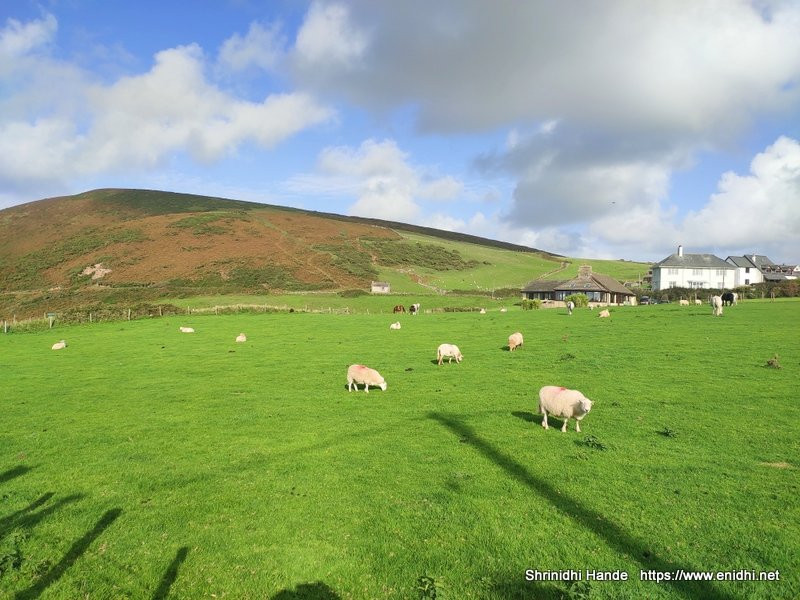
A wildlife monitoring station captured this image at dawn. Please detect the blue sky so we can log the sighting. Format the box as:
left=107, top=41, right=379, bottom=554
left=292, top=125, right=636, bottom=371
left=1, top=1, right=799, bottom=263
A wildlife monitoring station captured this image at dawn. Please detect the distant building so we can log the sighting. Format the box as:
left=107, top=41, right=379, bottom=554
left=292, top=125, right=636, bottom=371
left=651, top=246, right=735, bottom=291
left=521, top=265, right=635, bottom=305
left=726, top=254, right=798, bottom=285
left=371, top=281, right=391, bottom=294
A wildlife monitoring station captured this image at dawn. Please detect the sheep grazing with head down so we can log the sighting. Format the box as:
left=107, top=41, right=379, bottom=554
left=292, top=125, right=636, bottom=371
left=694, top=299, right=702, bottom=305
left=346, top=364, right=387, bottom=393
left=437, top=343, right=463, bottom=365
left=51, top=340, right=67, bottom=350
left=538, top=386, right=593, bottom=433
left=508, top=332, right=523, bottom=352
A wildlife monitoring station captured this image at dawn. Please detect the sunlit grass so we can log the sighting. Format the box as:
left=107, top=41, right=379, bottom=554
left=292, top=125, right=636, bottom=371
left=1, top=300, right=798, bottom=598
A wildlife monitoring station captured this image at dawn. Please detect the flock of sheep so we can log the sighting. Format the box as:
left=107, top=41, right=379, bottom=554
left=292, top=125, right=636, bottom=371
left=48, top=295, right=737, bottom=433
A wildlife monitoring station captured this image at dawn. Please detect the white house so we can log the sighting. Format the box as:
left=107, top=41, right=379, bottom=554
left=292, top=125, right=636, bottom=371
left=651, top=246, right=736, bottom=291
left=370, top=281, right=391, bottom=294
left=726, top=254, right=799, bottom=286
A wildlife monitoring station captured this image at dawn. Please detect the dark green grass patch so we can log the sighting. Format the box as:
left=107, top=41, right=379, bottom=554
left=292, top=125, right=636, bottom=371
left=1, top=300, right=798, bottom=598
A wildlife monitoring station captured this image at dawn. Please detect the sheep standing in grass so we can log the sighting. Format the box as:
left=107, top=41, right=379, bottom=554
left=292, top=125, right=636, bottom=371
left=51, top=340, right=67, bottom=350
left=538, top=386, right=593, bottom=433
left=235, top=333, right=247, bottom=343
left=679, top=299, right=689, bottom=306
left=508, top=332, right=524, bottom=352
left=695, top=299, right=702, bottom=305
left=711, top=295, right=723, bottom=317
left=598, top=309, right=610, bottom=318
left=437, top=343, right=463, bottom=365
left=346, top=364, right=387, bottom=393
left=179, top=326, right=195, bottom=333
left=567, top=300, right=575, bottom=315
left=389, top=322, right=401, bottom=330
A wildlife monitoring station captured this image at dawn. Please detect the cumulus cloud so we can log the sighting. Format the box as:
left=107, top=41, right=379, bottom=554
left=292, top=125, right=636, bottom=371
left=682, top=136, right=800, bottom=255
left=291, top=1, right=800, bottom=135
left=290, top=139, right=463, bottom=221
left=0, top=16, right=333, bottom=196
left=0, top=12, right=56, bottom=59
left=294, top=2, right=368, bottom=67
left=218, top=21, right=285, bottom=73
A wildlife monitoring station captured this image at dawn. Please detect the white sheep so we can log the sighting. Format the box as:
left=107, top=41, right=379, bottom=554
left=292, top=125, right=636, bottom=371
left=694, top=299, right=702, bottom=305
left=500, top=308, right=508, bottom=313
left=567, top=300, right=575, bottom=315
left=179, top=326, right=195, bottom=333
left=598, top=309, right=610, bottom=318
left=711, top=295, right=723, bottom=317
left=732, top=292, right=738, bottom=306
left=346, top=364, right=387, bottom=393
left=235, top=333, right=247, bottom=343
left=51, top=340, right=67, bottom=350
left=679, top=299, right=689, bottom=306
left=538, top=385, right=594, bottom=433
left=479, top=308, right=486, bottom=314
left=389, top=322, right=401, bottom=330
left=508, top=332, right=524, bottom=352
left=437, top=343, right=463, bottom=365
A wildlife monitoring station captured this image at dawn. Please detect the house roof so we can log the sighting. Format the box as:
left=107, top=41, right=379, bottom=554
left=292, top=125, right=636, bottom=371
left=726, top=256, right=757, bottom=268
left=653, top=252, right=734, bottom=269
left=522, top=268, right=634, bottom=296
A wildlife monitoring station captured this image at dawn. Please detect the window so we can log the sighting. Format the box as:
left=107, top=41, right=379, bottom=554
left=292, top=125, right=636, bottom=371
left=669, top=282, right=677, bottom=288
left=693, top=269, right=703, bottom=276
left=668, top=268, right=679, bottom=275
left=715, top=269, right=725, bottom=276
left=745, top=279, right=750, bottom=285
left=745, top=267, right=750, bottom=273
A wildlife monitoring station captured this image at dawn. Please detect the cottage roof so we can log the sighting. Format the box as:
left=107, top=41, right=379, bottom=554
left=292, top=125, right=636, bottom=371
left=726, top=256, right=757, bottom=268
left=653, top=252, right=734, bottom=269
left=521, top=267, right=633, bottom=296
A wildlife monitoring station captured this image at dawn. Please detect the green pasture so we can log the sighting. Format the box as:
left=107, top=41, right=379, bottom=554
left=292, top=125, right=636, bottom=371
left=1, top=299, right=798, bottom=599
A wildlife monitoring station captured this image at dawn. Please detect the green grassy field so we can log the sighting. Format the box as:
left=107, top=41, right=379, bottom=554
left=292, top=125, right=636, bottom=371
left=1, top=300, right=798, bottom=599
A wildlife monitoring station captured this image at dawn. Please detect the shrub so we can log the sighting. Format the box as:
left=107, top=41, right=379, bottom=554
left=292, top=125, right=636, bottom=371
left=522, top=299, right=542, bottom=310
left=564, top=293, right=589, bottom=307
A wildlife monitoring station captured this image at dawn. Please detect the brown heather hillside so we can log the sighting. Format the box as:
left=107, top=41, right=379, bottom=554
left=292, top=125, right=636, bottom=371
left=0, top=188, right=562, bottom=317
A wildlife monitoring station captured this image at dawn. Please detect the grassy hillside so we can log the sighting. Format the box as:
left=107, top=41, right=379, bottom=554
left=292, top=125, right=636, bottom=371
left=0, top=189, right=650, bottom=318
left=1, top=300, right=797, bottom=598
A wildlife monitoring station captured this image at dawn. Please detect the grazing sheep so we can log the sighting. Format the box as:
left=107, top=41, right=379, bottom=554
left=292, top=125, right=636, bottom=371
left=500, top=308, right=508, bottom=313
left=346, top=364, right=387, bottom=393
left=598, top=309, right=610, bottom=318
left=679, top=299, right=689, bottom=306
left=479, top=308, right=486, bottom=314
left=437, top=343, right=463, bottom=365
left=567, top=300, right=575, bottom=315
left=389, top=322, right=401, bottom=330
left=235, top=333, right=247, bottom=343
left=51, top=340, right=67, bottom=350
left=711, top=295, right=723, bottom=317
left=508, top=332, right=523, bottom=352
left=538, top=386, right=594, bottom=433
left=694, top=299, right=702, bottom=305
left=179, top=326, right=195, bottom=333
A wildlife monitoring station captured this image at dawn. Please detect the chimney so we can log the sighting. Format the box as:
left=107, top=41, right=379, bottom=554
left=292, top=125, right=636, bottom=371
left=678, top=245, right=683, bottom=257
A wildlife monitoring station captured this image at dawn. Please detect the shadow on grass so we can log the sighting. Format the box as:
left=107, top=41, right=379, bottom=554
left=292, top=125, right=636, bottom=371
left=0, top=465, right=32, bottom=485
left=152, top=546, right=190, bottom=600
left=511, top=411, right=538, bottom=424
left=490, top=576, right=564, bottom=599
left=1, top=493, right=83, bottom=543
left=428, top=412, right=732, bottom=600
left=270, top=581, right=341, bottom=599
left=14, top=508, right=122, bottom=600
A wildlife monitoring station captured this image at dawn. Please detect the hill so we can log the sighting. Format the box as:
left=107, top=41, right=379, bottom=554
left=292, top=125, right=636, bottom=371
left=0, top=189, right=650, bottom=317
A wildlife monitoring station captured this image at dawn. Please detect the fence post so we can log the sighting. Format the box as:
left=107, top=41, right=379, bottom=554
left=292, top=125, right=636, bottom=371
left=158, top=306, right=162, bottom=317
left=3, top=320, right=6, bottom=333
left=89, top=312, right=93, bottom=323
left=127, top=308, right=131, bottom=320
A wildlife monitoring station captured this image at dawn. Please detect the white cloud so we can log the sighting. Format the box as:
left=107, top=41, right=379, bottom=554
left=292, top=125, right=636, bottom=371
left=682, top=136, right=800, bottom=255
left=0, top=13, right=56, bottom=59
left=295, top=2, right=368, bottom=67
left=0, top=21, right=333, bottom=196
left=218, top=21, right=284, bottom=73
